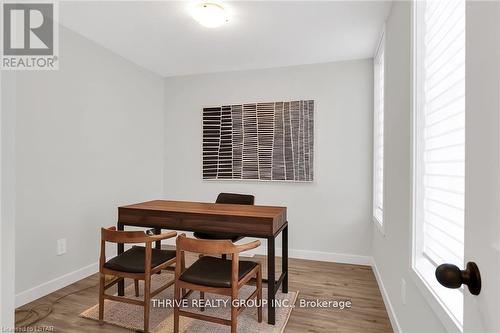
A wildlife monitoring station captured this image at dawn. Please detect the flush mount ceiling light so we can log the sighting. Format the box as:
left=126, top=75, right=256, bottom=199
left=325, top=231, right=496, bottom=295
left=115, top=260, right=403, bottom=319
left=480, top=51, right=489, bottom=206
left=191, top=3, right=229, bottom=28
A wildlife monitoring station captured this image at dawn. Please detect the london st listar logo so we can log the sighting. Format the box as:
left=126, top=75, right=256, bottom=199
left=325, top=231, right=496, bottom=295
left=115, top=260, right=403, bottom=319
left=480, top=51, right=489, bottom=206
left=1, top=1, right=59, bottom=70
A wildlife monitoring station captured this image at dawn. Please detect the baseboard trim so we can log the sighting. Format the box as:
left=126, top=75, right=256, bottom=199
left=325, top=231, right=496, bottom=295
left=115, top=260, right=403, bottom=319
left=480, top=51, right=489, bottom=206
left=15, top=245, right=372, bottom=308
left=371, top=258, right=402, bottom=333
left=15, top=255, right=401, bottom=333
left=15, top=261, right=99, bottom=308
left=246, top=246, right=373, bottom=266
left=161, top=237, right=373, bottom=266
left=290, top=248, right=372, bottom=265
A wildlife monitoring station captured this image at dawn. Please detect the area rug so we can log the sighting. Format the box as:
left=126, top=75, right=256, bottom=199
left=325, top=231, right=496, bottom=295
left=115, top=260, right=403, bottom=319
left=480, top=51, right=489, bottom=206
left=80, top=273, right=297, bottom=333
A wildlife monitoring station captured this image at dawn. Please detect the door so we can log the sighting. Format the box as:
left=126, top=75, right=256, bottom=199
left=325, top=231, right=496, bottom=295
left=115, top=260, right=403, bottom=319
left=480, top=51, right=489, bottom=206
left=463, top=1, right=500, bottom=331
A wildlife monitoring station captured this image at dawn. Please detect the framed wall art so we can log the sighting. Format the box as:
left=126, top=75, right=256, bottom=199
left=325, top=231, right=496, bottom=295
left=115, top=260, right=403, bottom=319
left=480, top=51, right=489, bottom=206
left=202, top=100, right=314, bottom=182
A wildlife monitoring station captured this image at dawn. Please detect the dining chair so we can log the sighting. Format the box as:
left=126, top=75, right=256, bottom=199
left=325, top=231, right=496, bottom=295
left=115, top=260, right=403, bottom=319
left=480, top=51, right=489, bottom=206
left=99, top=226, right=181, bottom=333
left=193, top=192, right=255, bottom=259
left=173, top=234, right=262, bottom=333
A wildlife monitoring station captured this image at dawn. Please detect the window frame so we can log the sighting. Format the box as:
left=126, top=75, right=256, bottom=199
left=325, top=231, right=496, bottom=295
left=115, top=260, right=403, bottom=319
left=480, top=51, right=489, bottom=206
left=373, top=28, right=385, bottom=234
left=410, top=1, right=464, bottom=331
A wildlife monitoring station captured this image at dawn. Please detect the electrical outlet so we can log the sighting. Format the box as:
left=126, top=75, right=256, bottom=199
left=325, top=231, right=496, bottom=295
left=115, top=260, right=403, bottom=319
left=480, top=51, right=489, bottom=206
left=57, top=238, right=67, bottom=256
left=401, top=278, right=407, bottom=305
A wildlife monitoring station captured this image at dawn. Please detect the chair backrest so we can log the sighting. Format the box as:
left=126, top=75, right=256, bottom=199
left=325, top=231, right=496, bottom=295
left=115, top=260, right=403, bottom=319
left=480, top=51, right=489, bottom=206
left=101, top=226, right=156, bottom=244
left=175, top=234, right=260, bottom=256
left=216, top=193, right=255, bottom=205
left=174, top=235, right=260, bottom=289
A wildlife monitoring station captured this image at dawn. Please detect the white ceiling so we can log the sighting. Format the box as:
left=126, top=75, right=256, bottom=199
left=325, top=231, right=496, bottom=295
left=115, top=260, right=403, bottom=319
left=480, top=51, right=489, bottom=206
left=60, top=1, right=391, bottom=77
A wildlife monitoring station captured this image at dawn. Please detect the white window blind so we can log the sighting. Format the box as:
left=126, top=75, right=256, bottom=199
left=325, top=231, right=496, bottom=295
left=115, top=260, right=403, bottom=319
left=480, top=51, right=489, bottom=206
left=413, top=0, right=465, bottom=327
left=373, top=33, right=385, bottom=226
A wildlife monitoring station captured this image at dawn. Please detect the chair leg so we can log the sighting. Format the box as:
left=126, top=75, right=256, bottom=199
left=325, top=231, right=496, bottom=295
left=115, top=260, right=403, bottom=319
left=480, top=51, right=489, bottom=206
left=174, top=284, right=181, bottom=333
left=231, top=291, right=238, bottom=333
left=180, top=253, right=187, bottom=298
left=134, top=279, right=140, bottom=297
left=200, top=291, right=205, bottom=312
left=98, top=273, right=105, bottom=324
left=257, top=266, right=263, bottom=323
left=144, top=277, right=151, bottom=333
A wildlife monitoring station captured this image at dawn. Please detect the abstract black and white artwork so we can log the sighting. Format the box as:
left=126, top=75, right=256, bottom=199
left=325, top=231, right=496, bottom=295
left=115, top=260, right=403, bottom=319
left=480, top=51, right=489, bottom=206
left=203, top=100, right=314, bottom=182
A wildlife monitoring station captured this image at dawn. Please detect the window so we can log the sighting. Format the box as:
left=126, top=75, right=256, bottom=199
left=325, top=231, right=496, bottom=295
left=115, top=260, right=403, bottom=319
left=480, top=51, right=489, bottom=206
left=413, top=0, right=465, bottom=329
left=373, top=31, right=385, bottom=228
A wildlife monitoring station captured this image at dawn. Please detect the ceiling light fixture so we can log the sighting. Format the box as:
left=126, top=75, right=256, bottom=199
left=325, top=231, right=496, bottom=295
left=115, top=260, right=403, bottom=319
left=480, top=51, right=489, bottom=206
left=191, top=3, right=229, bottom=28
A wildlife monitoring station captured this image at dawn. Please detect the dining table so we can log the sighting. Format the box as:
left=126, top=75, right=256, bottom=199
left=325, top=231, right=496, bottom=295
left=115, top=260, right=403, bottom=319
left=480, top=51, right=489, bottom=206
left=116, top=199, right=288, bottom=325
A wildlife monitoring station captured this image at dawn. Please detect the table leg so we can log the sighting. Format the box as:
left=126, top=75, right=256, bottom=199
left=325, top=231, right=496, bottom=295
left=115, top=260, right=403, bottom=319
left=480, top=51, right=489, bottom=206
left=267, top=236, right=276, bottom=325
left=117, top=222, right=125, bottom=296
left=154, top=228, right=162, bottom=274
left=154, top=228, right=161, bottom=249
left=282, top=225, right=288, bottom=293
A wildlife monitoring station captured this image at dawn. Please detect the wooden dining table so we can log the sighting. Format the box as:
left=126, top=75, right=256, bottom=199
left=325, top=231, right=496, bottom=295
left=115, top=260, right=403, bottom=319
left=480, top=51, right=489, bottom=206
left=116, top=200, right=288, bottom=325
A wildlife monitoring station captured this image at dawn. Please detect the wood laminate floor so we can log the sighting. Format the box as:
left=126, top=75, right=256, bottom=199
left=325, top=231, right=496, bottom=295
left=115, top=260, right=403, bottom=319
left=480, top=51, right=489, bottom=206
left=15, top=253, right=393, bottom=333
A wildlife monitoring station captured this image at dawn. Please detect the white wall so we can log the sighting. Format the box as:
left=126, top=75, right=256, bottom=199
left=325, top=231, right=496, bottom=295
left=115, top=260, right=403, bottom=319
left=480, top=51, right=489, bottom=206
left=163, top=60, right=374, bottom=259
left=371, top=2, right=446, bottom=332
left=1, top=71, right=17, bottom=329
left=13, top=26, right=165, bottom=303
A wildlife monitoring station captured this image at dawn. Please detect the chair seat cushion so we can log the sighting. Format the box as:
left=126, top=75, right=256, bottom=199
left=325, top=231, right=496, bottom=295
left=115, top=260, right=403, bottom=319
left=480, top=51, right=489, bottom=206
left=193, top=232, right=243, bottom=242
left=104, top=246, right=176, bottom=273
left=180, top=256, right=257, bottom=288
